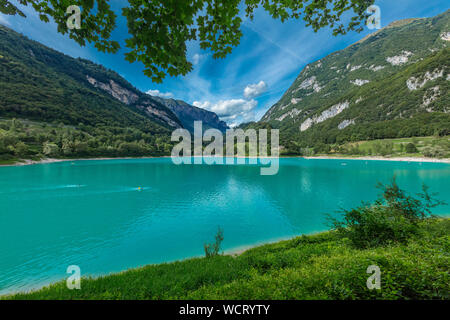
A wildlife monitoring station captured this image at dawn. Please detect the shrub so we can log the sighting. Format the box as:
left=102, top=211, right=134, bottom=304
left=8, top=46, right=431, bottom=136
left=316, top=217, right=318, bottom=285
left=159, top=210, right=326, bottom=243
left=43, top=142, right=60, bottom=157
left=13, top=141, right=28, bottom=157
left=204, top=227, right=224, bottom=258
left=405, top=143, right=418, bottom=153
left=422, top=147, right=446, bottom=158
left=300, top=148, right=314, bottom=156
left=328, top=177, right=445, bottom=248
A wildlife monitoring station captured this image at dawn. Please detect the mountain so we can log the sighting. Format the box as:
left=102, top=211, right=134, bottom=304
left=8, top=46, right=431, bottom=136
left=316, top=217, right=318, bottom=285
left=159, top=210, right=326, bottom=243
left=0, top=24, right=228, bottom=161
left=260, top=10, right=450, bottom=153
left=149, top=96, right=228, bottom=133
left=0, top=24, right=181, bottom=132
left=0, top=24, right=228, bottom=134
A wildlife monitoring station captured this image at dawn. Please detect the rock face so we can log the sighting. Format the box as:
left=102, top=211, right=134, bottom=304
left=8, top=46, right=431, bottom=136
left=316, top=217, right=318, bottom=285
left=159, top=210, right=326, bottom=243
left=338, top=119, right=355, bottom=130
left=406, top=69, right=444, bottom=90
left=386, top=51, right=413, bottom=66
left=300, top=101, right=349, bottom=132
left=85, top=76, right=228, bottom=132
left=369, top=65, right=385, bottom=72
left=277, top=108, right=301, bottom=122
left=134, top=98, right=182, bottom=128
left=84, top=74, right=228, bottom=132
left=441, top=32, right=450, bottom=41
left=350, top=65, right=362, bottom=72
left=149, top=96, right=229, bottom=133
left=294, top=76, right=322, bottom=93
left=85, top=75, right=181, bottom=128
left=351, top=79, right=370, bottom=86
left=422, top=86, right=440, bottom=108
left=86, top=76, right=139, bottom=105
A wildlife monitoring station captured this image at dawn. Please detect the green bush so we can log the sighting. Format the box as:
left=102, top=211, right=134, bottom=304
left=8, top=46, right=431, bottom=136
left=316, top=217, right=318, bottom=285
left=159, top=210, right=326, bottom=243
left=204, top=227, right=224, bottom=258
left=328, top=177, right=445, bottom=248
left=422, top=146, right=446, bottom=158
left=405, top=143, right=418, bottom=153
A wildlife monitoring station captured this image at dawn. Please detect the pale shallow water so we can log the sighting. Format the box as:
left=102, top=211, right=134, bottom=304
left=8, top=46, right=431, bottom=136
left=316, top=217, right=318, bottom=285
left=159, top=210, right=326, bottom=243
left=0, top=158, right=449, bottom=294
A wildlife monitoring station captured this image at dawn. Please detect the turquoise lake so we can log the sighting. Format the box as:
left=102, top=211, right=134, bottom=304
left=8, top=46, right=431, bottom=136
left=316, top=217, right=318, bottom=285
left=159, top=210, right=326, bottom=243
left=0, top=158, right=449, bottom=294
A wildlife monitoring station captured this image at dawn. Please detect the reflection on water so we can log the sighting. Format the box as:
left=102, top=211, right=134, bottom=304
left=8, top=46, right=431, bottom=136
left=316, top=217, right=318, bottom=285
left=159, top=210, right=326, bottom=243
left=0, top=158, right=449, bottom=294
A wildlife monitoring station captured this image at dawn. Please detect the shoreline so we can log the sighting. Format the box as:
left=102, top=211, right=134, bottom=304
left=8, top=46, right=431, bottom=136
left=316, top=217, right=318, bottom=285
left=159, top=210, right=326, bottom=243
left=304, top=155, right=450, bottom=164
left=0, top=231, right=321, bottom=296
left=0, top=156, right=171, bottom=167
left=2, top=154, right=450, bottom=167
left=2, top=216, right=449, bottom=297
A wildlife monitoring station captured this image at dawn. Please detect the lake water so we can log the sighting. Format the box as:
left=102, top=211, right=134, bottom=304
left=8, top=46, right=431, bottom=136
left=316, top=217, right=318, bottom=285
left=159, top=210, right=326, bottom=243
left=0, top=158, right=449, bottom=294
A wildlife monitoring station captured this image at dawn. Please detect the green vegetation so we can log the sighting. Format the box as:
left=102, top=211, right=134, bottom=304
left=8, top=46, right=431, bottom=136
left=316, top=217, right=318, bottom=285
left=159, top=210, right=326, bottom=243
left=0, top=118, right=173, bottom=164
left=286, top=49, right=450, bottom=151
left=235, top=122, right=449, bottom=158
left=0, top=24, right=180, bottom=130
left=0, top=24, right=184, bottom=163
left=5, top=219, right=448, bottom=300
left=1, top=119, right=448, bottom=165
left=204, top=227, right=224, bottom=258
left=1, top=0, right=374, bottom=82
left=4, top=181, right=449, bottom=300
left=329, top=178, right=445, bottom=248
left=328, top=136, right=450, bottom=158
left=2, top=13, right=449, bottom=163
left=260, top=11, right=450, bottom=154
left=405, top=143, right=418, bottom=154
left=317, top=136, right=450, bottom=158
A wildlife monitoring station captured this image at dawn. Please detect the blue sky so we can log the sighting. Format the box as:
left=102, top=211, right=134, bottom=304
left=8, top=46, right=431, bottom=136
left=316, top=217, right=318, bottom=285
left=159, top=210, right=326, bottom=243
left=0, top=0, right=449, bottom=126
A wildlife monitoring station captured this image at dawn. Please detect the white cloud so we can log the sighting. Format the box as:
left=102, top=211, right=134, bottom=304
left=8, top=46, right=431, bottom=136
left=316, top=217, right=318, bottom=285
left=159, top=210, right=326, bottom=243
left=243, top=80, right=268, bottom=99
left=146, top=89, right=174, bottom=99
left=192, top=53, right=204, bottom=65
left=228, top=111, right=259, bottom=128
left=0, top=14, right=11, bottom=26
left=193, top=99, right=258, bottom=123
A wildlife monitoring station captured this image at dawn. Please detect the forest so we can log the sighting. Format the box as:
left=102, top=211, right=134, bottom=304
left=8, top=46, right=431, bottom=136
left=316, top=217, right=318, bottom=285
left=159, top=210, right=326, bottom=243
left=0, top=118, right=173, bottom=164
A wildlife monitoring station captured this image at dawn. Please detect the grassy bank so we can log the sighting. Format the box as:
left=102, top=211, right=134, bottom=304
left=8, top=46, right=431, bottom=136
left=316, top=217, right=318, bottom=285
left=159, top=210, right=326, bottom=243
left=3, top=218, right=449, bottom=300
left=329, top=136, right=450, bottom=159
left=0, top=158, right=20, bottom=165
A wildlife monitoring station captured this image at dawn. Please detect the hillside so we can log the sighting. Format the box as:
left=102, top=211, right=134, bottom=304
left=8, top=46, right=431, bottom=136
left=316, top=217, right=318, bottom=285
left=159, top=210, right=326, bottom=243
left=0, top=23, right=229, bottom=132
left=0, top=25, right=183, bottom=131
left=0, top=25, right=180, bottom=162
left=0, top=24, right=231, bottom=163
left=260, top=10, right=450, bottom=154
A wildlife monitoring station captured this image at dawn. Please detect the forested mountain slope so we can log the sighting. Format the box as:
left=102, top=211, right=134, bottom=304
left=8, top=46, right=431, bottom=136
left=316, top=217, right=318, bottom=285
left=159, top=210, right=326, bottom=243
left=0, top=24, right=231, bottom=162
left=0, top=24, right=230, bottom=134
left=260, top=10, right=450, bottom=153
left=0, top=24, right=183, bottom=131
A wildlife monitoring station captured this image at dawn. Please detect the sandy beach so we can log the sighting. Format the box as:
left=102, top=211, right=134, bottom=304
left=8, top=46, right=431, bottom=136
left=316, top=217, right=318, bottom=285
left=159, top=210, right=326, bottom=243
left=304, top=155, right=450, bottom=164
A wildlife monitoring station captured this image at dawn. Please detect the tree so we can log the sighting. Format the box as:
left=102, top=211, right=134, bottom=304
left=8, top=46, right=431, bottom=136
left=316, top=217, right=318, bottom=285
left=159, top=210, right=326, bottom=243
left=204, top=226, right=224, bottom=258
left=405, top=142, right=418, bottom=154
left=1, top=0, right=374, bottom=82
left=43, top=141, right=60, bottom=157
left=14, top=141, right=28, bottom=157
